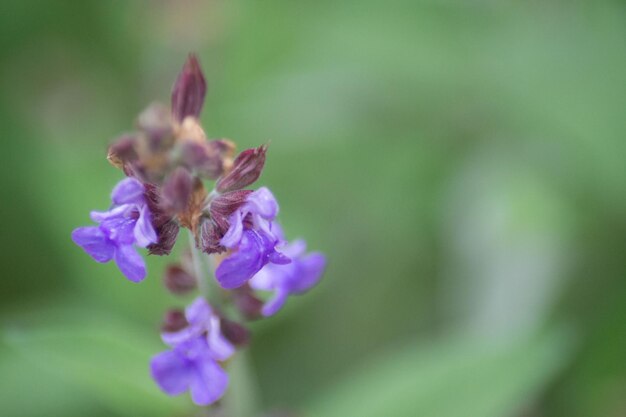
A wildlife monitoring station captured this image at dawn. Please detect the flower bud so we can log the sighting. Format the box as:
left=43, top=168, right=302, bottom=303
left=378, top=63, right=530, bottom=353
left=148, top=219, right=179, bottom=255
left=137, top=103, right=174, bottom=150
left=144, top=183, right=180, bottom=255
left=171, top=54, right=207, bottom=123
left=107, top=134, right=138, bottom=170
left=180, top=139, right=236, bottom=180
left=164, top=264, right=196, bottom=294
left=219, top=317, right=250, bottom=346
left=162, top=167, right=193, bottom=213
left=233, top=285, right=264, bottom=320
left=161, top=309, right=188, bottom=333
left=216, top=144, right=267, bottom=193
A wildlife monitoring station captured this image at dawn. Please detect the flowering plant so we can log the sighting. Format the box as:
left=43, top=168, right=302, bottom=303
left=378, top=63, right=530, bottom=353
left=72, top=55, right=326, bottom=409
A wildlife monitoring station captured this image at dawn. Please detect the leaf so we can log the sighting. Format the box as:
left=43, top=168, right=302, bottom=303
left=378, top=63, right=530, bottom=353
left=305, top=329, right=573, bottom=417
left=2, top=311, right=192, bottom=417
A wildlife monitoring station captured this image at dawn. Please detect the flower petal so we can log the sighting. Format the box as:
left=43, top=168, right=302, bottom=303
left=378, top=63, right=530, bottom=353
left=220, top=210, right=244, bottom=248
left=291, top=253, right=326, bottom=293
left=261, top=286, right=289, bottom=317
left=244, top=187, right=278, bottom=219
left=71, top=227, right=115, bottom=263
left=134, top=204, right=157, bottom=247
left=189, top=358, right=228, bottom=406
left=207, top=316, right=235, bottom=361
left=150, top=350, right=191, bottom=395
left=114, top=244, right=146, bottom=282
left=216, top=230, right=266, bottom=289
left=111, top=177, right=145, bottom=205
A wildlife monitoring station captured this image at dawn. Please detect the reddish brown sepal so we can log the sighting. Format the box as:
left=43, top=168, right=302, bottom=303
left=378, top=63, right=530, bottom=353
left=164, top=263, right=197, bottom=294
left=220, top=317, right=250, bottom=346
left=162, top=167, right=193, bottom=213
left=161, top=309, right=188, bottom=333
left=171, top=54, right=207, bottom=123
left=216, top=144, right=267, bottom=193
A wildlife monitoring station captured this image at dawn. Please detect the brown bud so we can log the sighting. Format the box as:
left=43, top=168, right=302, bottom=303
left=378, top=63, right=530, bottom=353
left=107, top=134, right=138, bottom=169
left=233, top=285, right=264, bottom=320
left=219, top=318, right=250, bottom=346
left=162, top=167, right=193, bottom=213
left=148, top=219, right=180, bottom=255
left=171, top=54, right=207, bottom=123
left=200, top=219, right=225, bottom=254
left=137, top=103, right=174, bottom=150
left=144, top=183, right=180, bottom=256
left=176, top=177, right=207, bottom=234
left=210, top=190, right=253, bottom=229
left=164, top=264, right=197, bottom=294
left=161, top=309, right=188, bottom=333
left=216, top=144, right=267, bottom=192
left=180, top=139, right=236, bottom=180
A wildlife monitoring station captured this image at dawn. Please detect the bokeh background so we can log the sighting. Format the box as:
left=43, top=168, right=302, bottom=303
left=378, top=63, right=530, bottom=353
left=1, top=1, right=625, bottom=416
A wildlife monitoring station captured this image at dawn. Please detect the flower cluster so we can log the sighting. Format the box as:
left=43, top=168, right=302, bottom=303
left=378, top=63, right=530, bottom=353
left=72, top=55, right=326, bottom=408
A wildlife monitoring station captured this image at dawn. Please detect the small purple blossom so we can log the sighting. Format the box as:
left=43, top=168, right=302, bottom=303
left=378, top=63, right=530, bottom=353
left=151, top=297, right=233, bottom=405
left=71, top=178, right=157, bottom=282
left=215, top=187, right=290, bottom=289
left=151, top=336, right=228, bottom=406
left=250, top=225, right=326, bottom=316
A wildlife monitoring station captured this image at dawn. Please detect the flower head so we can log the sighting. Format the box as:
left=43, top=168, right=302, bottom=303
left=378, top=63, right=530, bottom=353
left=250, top=225, right=326, bottom=316
left=71, top=178, right=157, bottom=282
left=214, top=187, right=290, bottom=289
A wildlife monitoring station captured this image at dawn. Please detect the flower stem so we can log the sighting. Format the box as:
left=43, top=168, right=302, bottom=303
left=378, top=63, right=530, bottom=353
left=188, top=230, right=209, bottom=297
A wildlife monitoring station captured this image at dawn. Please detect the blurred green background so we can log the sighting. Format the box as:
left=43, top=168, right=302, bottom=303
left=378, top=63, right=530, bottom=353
left=1, top=1, right=625, bottom=416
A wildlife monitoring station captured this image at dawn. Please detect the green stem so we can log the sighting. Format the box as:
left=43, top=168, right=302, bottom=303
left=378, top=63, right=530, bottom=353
left=188, top=230, right=209, bottom=297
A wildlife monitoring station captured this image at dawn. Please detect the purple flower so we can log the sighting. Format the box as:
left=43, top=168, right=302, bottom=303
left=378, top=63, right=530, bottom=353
left=151, top=336, right=228, bottom=406
left=71, top=178, right=157, bottom=282
left=215, top=187, right=290, bottom=289
left=249, top=225, right=326, bottom=316
left=151, top=297, right=233, bottom=406
left=161, top=297, right=235, bottom=360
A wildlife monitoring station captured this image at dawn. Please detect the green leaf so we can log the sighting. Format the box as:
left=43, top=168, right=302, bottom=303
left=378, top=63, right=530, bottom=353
left=2, top=312, right=192, bottom=417
left=305, top=329, right=573, bottom=417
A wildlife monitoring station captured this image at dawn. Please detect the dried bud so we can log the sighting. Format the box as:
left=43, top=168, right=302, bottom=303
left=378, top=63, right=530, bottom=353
left=180, top=139, right=236, bottom=179
left=148, top=219, right=179, bottom=255
left=144, top=183, right=180, bottom=255
left=176, top=177, right=207, bottom=234
left=137, top=103, right=174, bottom=150
left=107, top=134, right=138, bottom=170
left=233, top=285, right=264, bottom=320
left=200, top=219, right=225, bottom=254
left=164, top=264, right=197, bottom=294
left=161, top=309, right=188, bottom=333
left=171, top=54, right=207, bottom=123
left=199, top=190, right=252, bottom=254
left=216, top=145, right=268, bottom=192
left=220, top=318, right=250, bottom=346
left=210, top=190, right=253, bottom=230
left=162, top=167, right=193, bottom=213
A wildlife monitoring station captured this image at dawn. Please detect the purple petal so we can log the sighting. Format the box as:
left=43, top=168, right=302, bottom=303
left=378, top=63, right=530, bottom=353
left=150, top=350, right=191, bottom=395
left=189, top=359, right=228, bottom=406
left=261, top=287, right=289, bottom=317
left=90, top=205, right=129, bottom=223
left=114, top=244, right=146, bottom=282
left=111, top=177, right=145, bottom=205
left=291, top=253, right=326, bottom=293
left=134, top=204, right=157, bottom=247
left=207, top=316, right=235, bottom=361
left=71, top=227, right=115, bottom=263
left=245, top=187, right=278, bottom=219
left=216, top=230, right=268, bottom=289
left=220, top=210, right=244, bottom=248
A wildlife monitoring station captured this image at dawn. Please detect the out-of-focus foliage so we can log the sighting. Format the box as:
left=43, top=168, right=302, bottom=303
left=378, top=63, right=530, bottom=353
left=0, top=1, right=625, bottom=416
